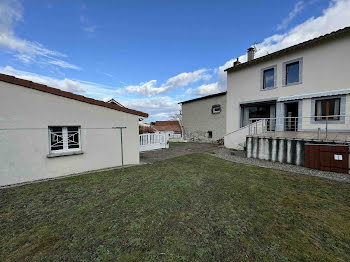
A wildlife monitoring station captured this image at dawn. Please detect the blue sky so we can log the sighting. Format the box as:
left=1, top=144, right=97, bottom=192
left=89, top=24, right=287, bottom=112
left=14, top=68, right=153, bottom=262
left=0, top=0, right=350, bottom=121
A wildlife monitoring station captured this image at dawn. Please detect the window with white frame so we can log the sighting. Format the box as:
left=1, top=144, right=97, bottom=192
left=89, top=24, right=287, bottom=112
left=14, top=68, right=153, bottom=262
left=49, top=126, right=81, bottom=153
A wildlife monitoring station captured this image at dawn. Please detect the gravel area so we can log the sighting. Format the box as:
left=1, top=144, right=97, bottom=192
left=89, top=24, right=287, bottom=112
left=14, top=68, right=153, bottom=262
left=213, top=148, right=350, bottom=183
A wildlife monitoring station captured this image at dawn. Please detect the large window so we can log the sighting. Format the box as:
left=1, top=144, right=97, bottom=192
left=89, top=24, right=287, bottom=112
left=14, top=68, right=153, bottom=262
left=263, top=68, right=275, bottom=89
left=286, top=61, right=299, bottom=84
left=315, top=98, right=340, bottom=121
left=241, top=104, right=276, bottom=127
left=49, top=126, right=81, bottom=153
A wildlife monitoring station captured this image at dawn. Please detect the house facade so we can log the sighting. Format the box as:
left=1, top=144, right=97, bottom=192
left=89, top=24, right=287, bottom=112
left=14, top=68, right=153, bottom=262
left=180, top=92, right=226, bottom=142
left=225, top=27, right=350, bottom=150
left=0, top=73, right=148, bottom=186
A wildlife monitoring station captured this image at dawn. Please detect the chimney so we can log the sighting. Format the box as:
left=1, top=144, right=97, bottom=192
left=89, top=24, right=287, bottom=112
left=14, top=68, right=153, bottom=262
left=247, top=47, right=255, bottom=62
left=233, top=58, right=240, bottom=67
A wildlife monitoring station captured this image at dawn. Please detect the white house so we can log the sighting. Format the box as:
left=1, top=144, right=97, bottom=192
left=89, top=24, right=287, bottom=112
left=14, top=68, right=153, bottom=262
left=0, top=73, right=148, bottom=186
left=224, top=27, right=350, bottom=172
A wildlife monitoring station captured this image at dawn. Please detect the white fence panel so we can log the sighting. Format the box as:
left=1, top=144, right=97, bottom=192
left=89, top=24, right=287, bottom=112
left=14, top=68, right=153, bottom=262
left=139, top=133, right=169, bottom=152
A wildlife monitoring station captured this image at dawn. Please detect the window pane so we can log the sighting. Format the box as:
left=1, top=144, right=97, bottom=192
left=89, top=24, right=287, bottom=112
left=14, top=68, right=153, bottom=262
left=67, top=126, right=80, bottom=149
left=286, top=62, right=299, bottom=84
left=50, top=127, right=63, bottom=151
left=315, top=99, right=341, bottom=120
left=328, top=99, right=335, bottom=116
left=263, top=69, right=274, bottom=89
left=321, top=101, right=327, bottom=116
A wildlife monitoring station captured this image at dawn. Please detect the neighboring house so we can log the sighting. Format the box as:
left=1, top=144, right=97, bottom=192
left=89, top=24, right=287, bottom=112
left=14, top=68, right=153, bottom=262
left=224, top=27, right=350, bottom=172
left=153, top=120, right=182, bottom=139
left=0, top=73, right=148, bottom=186
left=180, top=92, right=226, bottom=142
left=107, top=98, right=124, bottom=107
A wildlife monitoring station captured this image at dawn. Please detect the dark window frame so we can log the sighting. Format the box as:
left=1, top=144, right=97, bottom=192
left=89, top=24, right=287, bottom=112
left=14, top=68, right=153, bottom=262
left=286, top=61, right=299, bottom=85
left=263, top=68, right=275, bottom=89
left=211, top=104, right=221, bottom=114
left=208, top=131, right=213, bottom=138
left=315, top=98, right=341, bottom=121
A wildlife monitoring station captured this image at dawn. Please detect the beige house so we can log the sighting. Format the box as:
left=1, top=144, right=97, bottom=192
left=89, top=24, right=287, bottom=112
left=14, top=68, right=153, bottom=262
left=224, top=27, right=350, bottom=149
left=180, top=92, right=226, bottom=142
left=0, top=73, right=148, bottom=186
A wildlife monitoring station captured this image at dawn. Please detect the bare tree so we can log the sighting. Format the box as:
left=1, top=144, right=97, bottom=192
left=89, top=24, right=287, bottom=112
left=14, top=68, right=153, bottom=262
left=169, top=110, right=182, bottom=121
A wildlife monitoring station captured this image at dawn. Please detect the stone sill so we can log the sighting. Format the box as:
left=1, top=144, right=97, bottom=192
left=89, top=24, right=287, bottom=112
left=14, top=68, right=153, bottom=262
left=47, top=150, right=84, bottom=158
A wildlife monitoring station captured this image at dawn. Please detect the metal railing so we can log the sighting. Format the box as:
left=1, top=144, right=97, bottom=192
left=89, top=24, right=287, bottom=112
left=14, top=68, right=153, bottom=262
left=247, top=115, right=350, bottom=141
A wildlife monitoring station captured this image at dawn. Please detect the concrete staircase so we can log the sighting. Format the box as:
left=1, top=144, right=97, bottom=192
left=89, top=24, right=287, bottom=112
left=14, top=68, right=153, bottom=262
left=224, top=120, right=265, bottom=149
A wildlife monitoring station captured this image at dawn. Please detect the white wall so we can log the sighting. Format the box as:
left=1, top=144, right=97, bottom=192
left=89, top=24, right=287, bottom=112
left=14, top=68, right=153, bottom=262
left=0, top=82, right=141, bottom=186
left=182, top=94, right=226, bottom=142
left=226, top=34, right=350, bottom=134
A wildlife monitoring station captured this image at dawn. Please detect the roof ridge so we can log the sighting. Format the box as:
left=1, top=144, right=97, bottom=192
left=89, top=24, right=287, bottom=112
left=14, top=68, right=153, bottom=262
left=0, top=73, right=148, bottom=118
left=179, top=91, right=226, bottom=104
left=225, top=26, right=350, bottom=72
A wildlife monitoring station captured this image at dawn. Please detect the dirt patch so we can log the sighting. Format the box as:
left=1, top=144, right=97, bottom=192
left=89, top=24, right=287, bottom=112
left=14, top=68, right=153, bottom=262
left=140, top=142, right=219, bottom=163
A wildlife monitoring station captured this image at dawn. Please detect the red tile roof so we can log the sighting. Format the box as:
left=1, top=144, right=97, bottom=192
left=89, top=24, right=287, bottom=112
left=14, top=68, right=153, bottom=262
left=0, top=73, right=148, bottom=118
left=154, top=120, right=181, bottom=131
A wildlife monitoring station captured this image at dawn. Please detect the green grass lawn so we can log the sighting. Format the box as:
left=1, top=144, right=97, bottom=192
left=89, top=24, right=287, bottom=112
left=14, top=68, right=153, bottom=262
left=1, top=154, right=350, bottom=261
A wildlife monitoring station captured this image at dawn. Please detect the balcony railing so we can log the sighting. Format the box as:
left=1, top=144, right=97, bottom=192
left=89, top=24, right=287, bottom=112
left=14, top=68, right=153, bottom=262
left=248, top=115, right=349, bottom=141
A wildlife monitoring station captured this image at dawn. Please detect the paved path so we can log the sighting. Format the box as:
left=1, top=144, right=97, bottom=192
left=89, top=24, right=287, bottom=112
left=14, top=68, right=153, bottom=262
left=140, top=142, right=218, bottom=163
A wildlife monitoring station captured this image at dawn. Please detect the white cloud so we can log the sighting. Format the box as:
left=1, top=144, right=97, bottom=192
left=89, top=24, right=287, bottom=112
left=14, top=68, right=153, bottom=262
left=195, top=82, right=222, bottom=96
left=0, top=0, right=22, bottom=34
left=162, top=69, right=211, bottom=90
left=83, top=25, right=97, bottom=33
left=277, top=1, right=305, bottom=30
left=185, top=88, right=193, bottom=95
left=125, top=80, right=161, bottom=97
left=0, top=66, right=85, bottom=93
left=80, top=15, right=87, bottom=23
left=244, top=0, right=350, bottom=63
left=209, top=0, right=350, bottom=93
left=48, top=60, right=82, bottom=70
left=0, top=0, right=80, bottom=70
left=122, top=96, right=180, bottom=121
left=0, top=64, right=177, bottom=120
left=124, top=69, right=211, bottom=97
